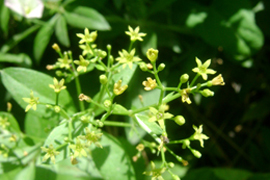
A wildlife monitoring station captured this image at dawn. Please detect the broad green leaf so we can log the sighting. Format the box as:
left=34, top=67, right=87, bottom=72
left=112, top=63, right=137, bottom=84
left=0, top=167, right=22, bottom=180
left=15, top=162, right=35, bottom=180
left=1, top=67, right=76, bottom=116
left=188, top=0, right=263, bottom=60
left=55, top=14, right=70, bottom=47
left=0, top=52, right=32, bottom=67
left=24, top=110, right=59, bottom=140
left=33, top=17, right=57, bottom=63
left=135, top=114, right=163, bottom=140
left=64, top=6, right=110, bottom=30
left=92, top=132, right=136, bottom=180
left=0, top=112, right=21, bottom=134
left=111, top=104, right=129, bottom=115
left=0, top=3, right=10, bottom=38
left=1, top=25, right=40, bottom=53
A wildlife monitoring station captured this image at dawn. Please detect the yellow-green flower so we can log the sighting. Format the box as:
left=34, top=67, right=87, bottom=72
left=0, top=117, right=10, bottom=129
left=125, top=26, right=146, bottom=42
left=116, top=49, right=141, bottom=69
left=0, top=144, right=9, bottom=158
left=22, top=90, right=39, bottom=112
left=40, top=144, right=60, bottom=164
left=57, top=53, right=72, bottom=69
left=146, top=48, right=159, bottom=63
left=49, top=78, right=66, bottom=93
left=76, top=28, right=97, bottom=44
left=192, top=57, right=216, bottom=80
left=79, top=44, right=96, bottom=56
left=191, top=125, right=209, bottom=148
left=210, top=74, right=225, bottom=86
left=79, top=127, right=103, bottom=148
left=69, top=138, right=87, bottom=158
left=143, top=161, right=166, bottom=180
left=142, top=77, right=157, bottom=91
left=74, top=55, right=90, bottom=72
left=149, top=104, right=173, bottom=130
left=180, top=88, right=191, bottom=104
left=113, top=80, right=128, bottom=95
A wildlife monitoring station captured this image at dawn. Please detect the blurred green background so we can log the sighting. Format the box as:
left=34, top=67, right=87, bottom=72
left=1, top=0, right=270, bottom=179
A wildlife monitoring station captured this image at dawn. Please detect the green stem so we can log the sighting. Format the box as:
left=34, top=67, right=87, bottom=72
left=55, top=93, right=59, bottom=106
left=103, top=121, right=132, bottom=127
left=128, top=41, right=135, bottom=52
left=190, top=74, right=200, bottom=87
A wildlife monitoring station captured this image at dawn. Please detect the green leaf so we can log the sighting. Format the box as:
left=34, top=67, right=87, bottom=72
left=55, top=14, right=70, bottom=47
left=0, top=167, right=22, bottom=180
left=92, top=132, right=136, bottom=180
left=33, top=17, right=57, bottom=63
left=111, top=104, right=129, bottom=115
left=188, top=0, right=263, bottom=60
left=0, top=52, right=32, bottom=67
left=1, top=67, right=76, bottom=115
left=135, top=114, right=163, bottom=137
left=14, top=162, right=35, bottom=180
left=24, top=110, right=59, bottom=140
left=112, top=63, right=137, bottom=85
left=1, top=25, right=40, bottom=53
left=0, top=3, right=10, bottom=38
left=64, top=6, right=110, bottom=30
left=213, top=168, right=252, bottom=180
left=0, top=112, right=21, bottom=134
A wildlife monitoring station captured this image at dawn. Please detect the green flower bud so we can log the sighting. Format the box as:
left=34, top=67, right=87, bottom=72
left=180, top=74, right=189, bottom=83
left=96, top=120, right=104, bottom=127
left=55, top=70, right=63, bottom=77
left=146, top=48, right=159, bottom=63
left=174, top=115, right=185, bottom=126
left=107, top=44, right=111, bottom=51
left=171, top=174, right=180, bottom=180
left=176, top=155, right=183, bottom=162
left=200, top=89, right=214, bottom=97
left=168, top=162, right=175, bottom=168
left=191, top=149, right=202, bottom=158
left=139, top=62, right=148, bottom=71
left=109, top=55, right=114, bottom=64
left=54, top=106, right=61, bottom=113
left=52, top=43, right=60, bottom=52
left=99, top=74, right=108, bottom=84
left=104, top=99, right=112, bottom=108
left=158, top=63, right=165, bottom=71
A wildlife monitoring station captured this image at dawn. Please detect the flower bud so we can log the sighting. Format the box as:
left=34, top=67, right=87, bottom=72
left=99, top=74, right=108, bottom=84
left=168, top=162, right=175, bottom=168
left=180, top=74, right=189, bottom=83
left=96, top=120, right=104, bottom=127
left=46, top=65, right=54, bottom=70
left=109, top=55, right=114, bottom=64
left=54, top=106, right=61, bottom=113
left=52, top=43, right=60, bottom=52
left=7, top=102, right=12, bottom=112
left=139, top=62, right=148, bottom=71
left=146, top=48, right=159, bottom=63
left=104, top=99, right=112, bottom=108
left=113, top=80, right=128, bottom=95
left=211, top=74, right=225, bottom=86
left=174, top=115, right=185, bottom=126
left=158, top=63, right=165, bottom=71
left=107, top=44, right=111, bottom=51
left=191, top=149, right=202, bottom=158
left=200, top=89, right=214, bottom=97
left=171, top=174, right=180, bottom=180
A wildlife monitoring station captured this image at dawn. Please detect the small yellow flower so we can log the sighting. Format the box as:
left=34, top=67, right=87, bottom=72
left=49, top=78, right=66, bottom=93
left=125, top=26, right=146, bottom=42
left=192, top=57, right=216, bottom=80
left=76, top=28, right=97, bottom=44
left=136, top=144, right=145, bottom=152
left=79, top=44, right=97, bottom=56
left=180, top=88, right=191, bottom=104
left=74, top=55, right=90, bottom=72
left=69, top=138, right=88, bottom=158
left=0, top=144, right=9, bottom=158
left=22, top=90, right=39, bottom=112
left=116, top=49, right=141, bottom=69
left=52, top=43, right=60, bottom=52
left=57, top=53, right=72, bottom=69
left=148, top=104, right=173, bottom=130
left=146, top=48, right=159, bottom=63
left=113, top=80, right=128, bottom=95
left=79, top=127, right=103, bottom=148
left=191, top=125, right=209, bottom=148
left=0, top=117, right=10, bottom=129
left=40, top=144, right=60, bottom=164
left=211, top=74, right=225, bottom=86
left=142, top=77, right=157, bottom=91
left=143, top=161, right=166, bottom=180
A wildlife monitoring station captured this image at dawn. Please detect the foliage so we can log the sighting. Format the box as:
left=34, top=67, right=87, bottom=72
left=1, top=0, right=270, bottom=180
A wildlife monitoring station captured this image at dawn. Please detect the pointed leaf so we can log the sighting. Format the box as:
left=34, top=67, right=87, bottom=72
left=64, top=6, right=110, bottom=30
left=0, top=112, right=21, bottom=134
left=0, top=52, right=32, bottom=67
left=55, top=14, right=70, bottom=47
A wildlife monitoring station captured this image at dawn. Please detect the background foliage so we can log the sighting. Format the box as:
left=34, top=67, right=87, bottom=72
left=1, top=0, right=270, bottom=179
